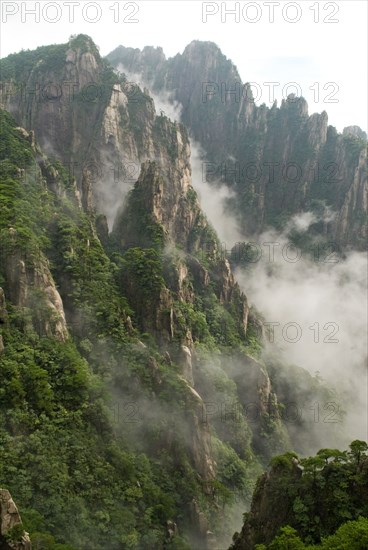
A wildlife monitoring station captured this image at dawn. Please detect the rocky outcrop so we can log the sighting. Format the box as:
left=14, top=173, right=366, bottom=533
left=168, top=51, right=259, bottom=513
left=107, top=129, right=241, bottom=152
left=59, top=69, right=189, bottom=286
left=107, top=45, right=166, bottom=84
left=0, top=288, right=7, bottom=325
left=335, top=146, right=367, bottom=247
left=190, top=498, right=217, bottom=549
left=179, top=345, right=194, bottom=385
left=1, top=229, right=68, bottom=342
left=0, top=288, right=8, bottom=353
left=115, top=157, right=193, bottom=249
left=231, top=451, right=368, bottom=549
left=0, top=36, right=195, bottom=228
left=0, top=489, right=31, bottom=549
left=114, top=158, right=249, bottom=343
left=108, top=41, right=367, bottom=249
left=343, top=125, right=367, bottom=140
left=231, top=461, right=302, bottom=549
left=227, top=353, right=289, bottom=460
left=181, top=379, right=216, bottom=484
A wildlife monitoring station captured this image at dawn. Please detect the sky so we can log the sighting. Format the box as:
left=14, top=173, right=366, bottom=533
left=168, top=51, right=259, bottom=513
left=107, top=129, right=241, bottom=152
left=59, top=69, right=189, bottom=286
left=0, top=0, right=367, bottom=133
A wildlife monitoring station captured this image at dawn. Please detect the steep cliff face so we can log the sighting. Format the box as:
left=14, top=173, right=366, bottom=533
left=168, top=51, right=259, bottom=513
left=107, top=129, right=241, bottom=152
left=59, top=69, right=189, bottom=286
left=113, top=156, right=249, bottom=346
left=1, top=241, right=68, bottom=342
left=108, top=41, right=367, bottom=249
left=0, top=37, right=355, bottom=549
left=231, top=463, right=303, bottom=549
left=0, top=489, right=31, bottom=550
left=0, top=91, right=257, bottom=547
left=0, top=106, right=222, bottom=549
left=0, top=117, right=70, bottom=342
left=231, top=445, right=368, bottom=549
left=1, top=36, right=211, bottom=229
left=0, top=35, right=105, bottom=172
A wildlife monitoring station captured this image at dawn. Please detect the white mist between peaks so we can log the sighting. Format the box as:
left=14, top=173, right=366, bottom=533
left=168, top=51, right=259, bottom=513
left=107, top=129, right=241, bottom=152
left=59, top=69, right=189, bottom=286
left=235, top=217, right=368, bottom=443
left=114, top=64, right=368, bottom=443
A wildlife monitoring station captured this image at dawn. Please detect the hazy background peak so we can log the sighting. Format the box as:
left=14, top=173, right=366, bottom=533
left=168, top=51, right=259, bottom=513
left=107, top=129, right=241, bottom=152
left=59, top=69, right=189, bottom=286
left=1, top=0, right=367, bottom=132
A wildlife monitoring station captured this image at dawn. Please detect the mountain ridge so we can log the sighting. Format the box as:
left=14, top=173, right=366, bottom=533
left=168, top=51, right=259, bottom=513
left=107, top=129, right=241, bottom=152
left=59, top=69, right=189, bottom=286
left=0, top=34, right=366, bottom=549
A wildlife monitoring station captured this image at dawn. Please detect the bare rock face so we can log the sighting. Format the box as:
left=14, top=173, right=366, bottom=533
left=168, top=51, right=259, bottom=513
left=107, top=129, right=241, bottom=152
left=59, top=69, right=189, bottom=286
left=108, top=41, right=367, bottom=250
left=107, top=45, right=166, bottom=84
left=115, top=157, right=249, bottom=342
left=306, top=111, right=328, bottom=150
left=189, top=498, right=219, bottom=549
left=227, top=353, right=289, bottom=459
left=334, top=146, right=368, bottom=247
left=179, top=345, right=194, bottom=385
left=343, top=125, right=367, bottom=140
left=0, top=287, right=7, bottom=324
left=2, top=230, right=68, bottom=342
left=183, top=382, right=216, bottom=484
left=0, top=489, right=31, bottom=549
left=231, top=466, right=301, bottom=549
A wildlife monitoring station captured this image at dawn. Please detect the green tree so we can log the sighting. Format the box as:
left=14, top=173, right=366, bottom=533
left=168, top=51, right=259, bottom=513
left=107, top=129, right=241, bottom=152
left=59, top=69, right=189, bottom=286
left=348, top=440, right=368, bottom=466
left=316, top=448, right=346, bottom=464
left=317, top=517, right=368, bottom=549
left=268, top=526, right=305, bottom=549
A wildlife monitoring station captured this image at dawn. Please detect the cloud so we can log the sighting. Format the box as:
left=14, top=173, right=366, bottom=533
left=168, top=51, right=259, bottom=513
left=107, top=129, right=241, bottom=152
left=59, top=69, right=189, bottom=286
left=235, top=220, right=368, bottom=444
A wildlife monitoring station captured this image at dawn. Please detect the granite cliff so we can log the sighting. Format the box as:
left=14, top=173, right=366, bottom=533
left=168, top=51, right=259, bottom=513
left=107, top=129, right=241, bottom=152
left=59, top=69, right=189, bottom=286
left=108, top=41, right=367, bottom=250
left=0, top=35, right=364, bottom=549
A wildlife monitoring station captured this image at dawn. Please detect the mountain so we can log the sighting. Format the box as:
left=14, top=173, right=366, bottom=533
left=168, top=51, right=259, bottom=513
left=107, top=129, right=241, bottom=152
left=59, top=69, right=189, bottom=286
left=0, top=35, right=366, bottom=549
left=230, top=441, right=368, bottom=549
left=107, top=41, right=367, bottom=251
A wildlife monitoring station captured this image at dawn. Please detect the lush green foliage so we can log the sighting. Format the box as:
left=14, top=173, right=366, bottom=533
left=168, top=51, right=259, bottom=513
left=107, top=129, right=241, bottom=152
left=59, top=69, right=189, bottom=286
left=2, top=35, right=363, bottom=550
left=0, top=107, right=260, bottom=549
left=255, top=516, right=368, bottom=549
left=236, top=442, right=368, bottom=549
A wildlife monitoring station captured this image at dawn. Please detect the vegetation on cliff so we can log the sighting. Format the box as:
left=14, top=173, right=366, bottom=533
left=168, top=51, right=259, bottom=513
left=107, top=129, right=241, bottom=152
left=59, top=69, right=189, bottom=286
left=0, top=35, right=366, bottom=550
left=231, top=441, right=368, bottom=549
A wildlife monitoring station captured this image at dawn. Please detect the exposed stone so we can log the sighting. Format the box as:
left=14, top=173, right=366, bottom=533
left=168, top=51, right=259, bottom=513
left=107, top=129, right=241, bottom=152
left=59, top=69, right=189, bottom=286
left=190, top=499, right=208, bottom=536
left=180, top=379, right=216, bottom=485
left=0, top=489, right=31, bottom=549
left=163, top=351, right=172, bottom=366
left=179, top=345, right=194, bottom=386
left=2, top=231, right=68, bottom=342
left=206, top=530, right=217, bottom=549
left=166, top=520, right=178, bottom=540
left=343, top=125, right=367, bottom=140
left=125, top=315, right=134, bottom=336
left=0, top=288, right=7, bottom=324
left=109, top=42, right=367, bottom=250
left=187, top=257, right=210, bottom=288
left=136, top=340, right=147, bottom=349
left=148, top=356, right=162, bottom=386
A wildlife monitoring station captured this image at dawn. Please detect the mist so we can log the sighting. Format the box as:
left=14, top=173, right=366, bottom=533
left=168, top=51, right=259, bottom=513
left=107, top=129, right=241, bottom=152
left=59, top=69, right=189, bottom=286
left=116, top=65, right=367, bottom=450
left=235, top=221, right=368, bottom=445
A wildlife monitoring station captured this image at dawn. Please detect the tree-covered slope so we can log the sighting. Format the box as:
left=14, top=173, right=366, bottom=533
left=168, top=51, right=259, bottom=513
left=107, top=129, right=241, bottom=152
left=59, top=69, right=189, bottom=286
left=0, top=36, right=362, bottom=550
left=0, top=107, right=257, bottom=549
left=0, top=105, right=287, bottom=549
left=231, top=441, right=368, bottom=549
